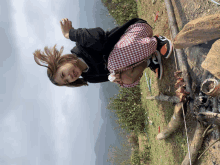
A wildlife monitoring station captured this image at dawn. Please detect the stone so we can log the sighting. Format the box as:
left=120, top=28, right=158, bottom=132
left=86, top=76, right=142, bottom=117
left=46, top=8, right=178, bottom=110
left=174, top=14, right=220, bottom=49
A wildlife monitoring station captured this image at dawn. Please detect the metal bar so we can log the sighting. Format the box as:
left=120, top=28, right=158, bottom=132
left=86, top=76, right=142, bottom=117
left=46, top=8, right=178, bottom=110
left=201, top=70, right=209, bottom=83
left=164, top=0, right=194, bottom=114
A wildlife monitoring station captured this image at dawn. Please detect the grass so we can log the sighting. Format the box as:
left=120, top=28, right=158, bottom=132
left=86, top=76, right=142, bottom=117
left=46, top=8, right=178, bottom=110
left=103, top=0, right=190, bottom=164
left=137, top=0, right=189, bottom=163
left=140, top=68, right=188, bottom=165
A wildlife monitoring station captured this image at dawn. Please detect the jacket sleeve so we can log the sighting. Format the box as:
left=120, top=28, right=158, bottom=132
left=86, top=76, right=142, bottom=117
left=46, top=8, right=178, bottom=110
left=69, top=27, right=107, bottom=52
left=87, top=75, right=109, bottom=83
left=105, top=26, right=120, bottom=37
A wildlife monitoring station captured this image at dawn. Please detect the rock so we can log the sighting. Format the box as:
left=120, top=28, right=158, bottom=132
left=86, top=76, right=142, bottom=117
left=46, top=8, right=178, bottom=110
left=173, top=14, right=220, bottom=49
left=152, top=0, right=156, bottom=4
left=201, top=39, right=220, bottom=79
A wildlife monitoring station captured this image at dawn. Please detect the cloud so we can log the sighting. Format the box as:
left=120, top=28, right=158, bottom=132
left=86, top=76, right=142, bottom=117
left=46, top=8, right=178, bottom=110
left=5, top=0, right=82, bottom=164
left=3, top=0, right=107, bottom=164
left=0, top=99, right=58, bottom=165
left=1, top=112, right=24, bottom=155
left=0, top=108, right=30, bottom=165
left=10, top=0, right=80, bottom=61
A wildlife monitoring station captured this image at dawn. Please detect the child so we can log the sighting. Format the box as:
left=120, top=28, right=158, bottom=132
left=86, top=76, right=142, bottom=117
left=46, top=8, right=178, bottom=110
left=107, top=22, right=172, bottom=88
left=33, top=18, right=172, bottom=87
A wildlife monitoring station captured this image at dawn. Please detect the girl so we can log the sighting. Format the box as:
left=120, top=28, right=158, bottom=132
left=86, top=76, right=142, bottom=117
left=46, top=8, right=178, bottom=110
left=33, top=18, right=172, bottom=88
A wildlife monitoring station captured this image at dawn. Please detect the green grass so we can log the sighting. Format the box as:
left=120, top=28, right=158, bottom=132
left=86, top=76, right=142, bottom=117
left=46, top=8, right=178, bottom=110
left=140, top=69, right=188, bottom=165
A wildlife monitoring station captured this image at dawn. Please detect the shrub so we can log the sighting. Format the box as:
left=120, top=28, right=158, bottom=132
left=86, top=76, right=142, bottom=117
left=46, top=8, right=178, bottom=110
left=130, top=148, right=140, bottom=165
left=107, top=85, right=146, bottom=133
left=126, top=131, right=139, bottom=147
left=101, top=0, right=138, bottom=25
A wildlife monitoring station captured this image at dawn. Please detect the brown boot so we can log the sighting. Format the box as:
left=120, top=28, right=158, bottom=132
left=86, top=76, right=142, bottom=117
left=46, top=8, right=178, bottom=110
left=157, top=102, right=184, bottom=140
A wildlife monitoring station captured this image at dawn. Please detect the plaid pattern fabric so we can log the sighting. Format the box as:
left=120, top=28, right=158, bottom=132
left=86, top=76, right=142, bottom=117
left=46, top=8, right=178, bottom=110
left=107, top=23, right=157, bottom=88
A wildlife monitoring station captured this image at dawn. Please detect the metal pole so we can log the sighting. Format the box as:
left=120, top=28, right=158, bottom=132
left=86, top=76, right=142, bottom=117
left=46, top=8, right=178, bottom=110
left=164, top=0, right=194, bottom=114
left=163, top=1, right=195, bottom=165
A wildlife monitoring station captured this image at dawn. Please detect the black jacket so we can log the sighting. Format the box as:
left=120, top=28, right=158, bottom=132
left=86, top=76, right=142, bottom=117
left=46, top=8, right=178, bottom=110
left=69, top=18, right=150, bottom=83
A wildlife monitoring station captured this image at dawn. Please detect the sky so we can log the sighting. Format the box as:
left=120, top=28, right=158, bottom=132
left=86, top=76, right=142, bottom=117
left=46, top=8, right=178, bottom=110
left=0, top=0, right=118, bottom=164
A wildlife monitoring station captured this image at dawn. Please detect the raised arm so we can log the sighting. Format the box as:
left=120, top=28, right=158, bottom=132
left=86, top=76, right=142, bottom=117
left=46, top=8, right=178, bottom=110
left=60, top=18, right=107, bottom=52
left=69, top=27, right=107, bottom=51
left=60, top=18, right=74, bottom=39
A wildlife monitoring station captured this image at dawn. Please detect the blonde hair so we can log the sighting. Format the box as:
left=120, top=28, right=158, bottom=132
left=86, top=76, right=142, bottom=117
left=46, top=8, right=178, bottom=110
left=33, top=44, right=88, bottom=87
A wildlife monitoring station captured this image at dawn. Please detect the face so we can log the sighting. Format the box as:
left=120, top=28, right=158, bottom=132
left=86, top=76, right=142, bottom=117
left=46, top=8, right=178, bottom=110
left=54, top=62, right=82, bottom=85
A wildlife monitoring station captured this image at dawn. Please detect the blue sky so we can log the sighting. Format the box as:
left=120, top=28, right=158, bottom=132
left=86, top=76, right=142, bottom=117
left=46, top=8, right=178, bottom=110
left=0, top=0, right=118, bottom=164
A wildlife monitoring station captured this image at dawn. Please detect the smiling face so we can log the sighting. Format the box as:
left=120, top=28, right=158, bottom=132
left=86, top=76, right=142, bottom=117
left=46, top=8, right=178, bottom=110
left=54, top=62, right=83, bottom=85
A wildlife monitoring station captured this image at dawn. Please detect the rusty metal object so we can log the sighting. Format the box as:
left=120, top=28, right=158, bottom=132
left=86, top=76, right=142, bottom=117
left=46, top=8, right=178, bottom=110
left=201, top=78, right=220, bottom=97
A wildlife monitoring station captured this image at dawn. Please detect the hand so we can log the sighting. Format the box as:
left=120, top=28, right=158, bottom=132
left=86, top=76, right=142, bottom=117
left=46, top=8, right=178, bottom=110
left=113, top=73, right=123, bottom=86
left=60, top=18, right=74, bottom=39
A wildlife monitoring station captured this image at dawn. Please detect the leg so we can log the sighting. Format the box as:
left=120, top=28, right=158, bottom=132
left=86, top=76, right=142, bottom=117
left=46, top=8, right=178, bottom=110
left=120, top=61, right=148, bottom=85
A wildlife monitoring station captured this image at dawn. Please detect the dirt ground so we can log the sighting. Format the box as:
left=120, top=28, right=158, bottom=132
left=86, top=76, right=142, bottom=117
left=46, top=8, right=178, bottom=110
left=172, top=0, right=220, bottom=164
left=137, top=0, right=220, bottom=164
